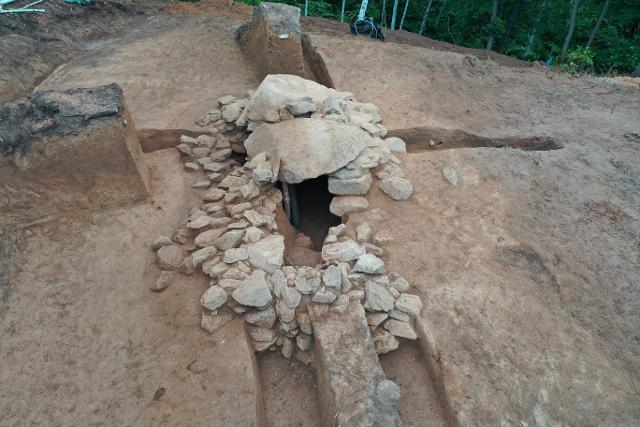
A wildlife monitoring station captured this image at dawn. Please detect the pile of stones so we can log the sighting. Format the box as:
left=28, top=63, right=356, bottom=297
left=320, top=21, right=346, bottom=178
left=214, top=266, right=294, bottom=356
left=196, top=74, right=414, bottom=203
left=152, top=74, right=422, bottom=364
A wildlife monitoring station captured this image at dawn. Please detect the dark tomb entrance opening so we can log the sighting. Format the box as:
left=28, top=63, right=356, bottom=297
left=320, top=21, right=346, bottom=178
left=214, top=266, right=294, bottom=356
left=280, top=175, right=341, bottom=251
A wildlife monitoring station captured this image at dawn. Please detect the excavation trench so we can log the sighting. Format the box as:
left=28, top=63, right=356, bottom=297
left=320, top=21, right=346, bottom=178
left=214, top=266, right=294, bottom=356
left=137, top=129, right=213, bottom=153
left=256, top=351, right=322, bottom=427
left=387, top=126, right=562, bottom=152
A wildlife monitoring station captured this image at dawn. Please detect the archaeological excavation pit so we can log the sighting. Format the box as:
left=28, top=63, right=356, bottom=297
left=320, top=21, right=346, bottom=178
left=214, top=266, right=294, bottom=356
left=148, top=70, right=449, bottom=425
left=3, top=0, right=639, bottom=425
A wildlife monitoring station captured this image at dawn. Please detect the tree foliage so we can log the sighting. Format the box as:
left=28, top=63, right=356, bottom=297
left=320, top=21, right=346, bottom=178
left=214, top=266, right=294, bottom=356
left=233, top=0, right=640, bottom=74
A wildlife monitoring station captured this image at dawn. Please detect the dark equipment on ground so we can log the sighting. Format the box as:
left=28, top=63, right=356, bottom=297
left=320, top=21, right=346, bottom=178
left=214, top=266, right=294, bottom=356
left=350, top=17, right=385, bottom=41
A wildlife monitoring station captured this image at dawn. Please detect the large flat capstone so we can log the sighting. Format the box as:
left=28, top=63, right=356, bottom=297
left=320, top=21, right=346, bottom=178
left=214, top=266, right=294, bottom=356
left=244, top=118, right=371, bottom=184
left=310, top=300, right=402, bottom=426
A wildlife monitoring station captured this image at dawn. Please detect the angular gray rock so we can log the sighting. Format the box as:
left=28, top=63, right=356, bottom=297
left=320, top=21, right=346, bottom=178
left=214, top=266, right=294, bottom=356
left=249, top=326, right=278, bottom=342
left=187, top=215, right=212, bottom=230
left=194, top=228, right=226, bottom=247
left=232, top=270, right=273, bottom=308
left=245, top=74, right=342, bottom=123
left=200, top=285, right=228, bottom=311
left=202, top=188, right=226, bottom=202
left=354, top=254, right=386, bottom=275
left=156, top=245, right=184, bottom=270
left=275, top=299, right=296, bottom=323
left=229, top=202, right=253, bottom=215
left=218, top=95, right=237, bottom=105
left=395, top=293, right=423, bottom=316
left=244, top=209, right=270, bottom=227
left=312, top=287, right=337, bottom=304
left=252, top=164, right=274, bottom=184
left=224, top=247, right=249, bottom=263
left=219, top=175, right=248, bottom=189
left=294, top=275, right=313, bottom=295
left=389, top=273, right=411, bottom=292
left=245, top=306, right=277, bottom=327
left=203, top=162, right=227, bottom=173
left=246, top=235, right=284, bottom=273
left=379, top=177, right=413, bottom=200
left=207, top=262, right=228, bottom=278
left=282, top=286, right=302, bottom=308
left=287, top=98, right=316, bottom=115
left=322, top=239, right=365, bottom=262
left=322, top=95, right=343, bottom=115
left=243, top=226, right=265, bottom=244
left=152, top=236, right=173, bottom=251
left=329, top=196, right=370, bottom=216
left=296, top=333, right=313, bottom=351
left=215, top=229, right=246, bottom=250
left=322, top=265, right=342, bottom=292
left=192, top=246, right=218, bottom=267
left=296, top=312, right=312, bottom=335
left=339, top=262, right=352, bottom=292
left=282, top=337, right=294, bottom=359
left=270, top=269, right=288, bottom=299
left=364, top=281, right=394, bottom=312
left=222, top=102, right=243, bottom=123
left=330, top=165, right=368, bottom=180
left=366, top=312, right=389, bottom=327
left=389, top=308, right=410, bottom=323
left=219, top=278, right=242, bottom=290
left=383, top=319, right=417, bottom=340
left=328, top=173, right=373, bottom=196
left=442, top=165, right=460, bottom=186
left=184, top=162, right=200, bottom=172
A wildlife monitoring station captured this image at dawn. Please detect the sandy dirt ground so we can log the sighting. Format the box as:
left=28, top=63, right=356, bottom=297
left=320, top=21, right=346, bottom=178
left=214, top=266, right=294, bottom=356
left=310, top=25, right=640, bottom=424
left=1, top=1, right=639, bottom=426
left=0, top=150, right=262, bottom=426
left=37, top=13, right=257, bottom=132
left=379, top=340, right=447, bottom=426
left=257, top=352, right=321, bottom=427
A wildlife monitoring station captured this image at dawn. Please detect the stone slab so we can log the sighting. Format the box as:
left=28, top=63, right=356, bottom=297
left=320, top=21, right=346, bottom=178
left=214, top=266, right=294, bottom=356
left=310, top=300, right=401, bottom=426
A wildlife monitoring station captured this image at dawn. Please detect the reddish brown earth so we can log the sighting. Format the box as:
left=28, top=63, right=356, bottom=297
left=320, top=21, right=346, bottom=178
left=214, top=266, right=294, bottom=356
left=1, top=1, right=639, bottom=426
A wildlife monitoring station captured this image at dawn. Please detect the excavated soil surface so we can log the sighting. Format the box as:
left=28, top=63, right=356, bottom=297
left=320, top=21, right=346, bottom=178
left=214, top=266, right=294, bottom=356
left=307, top=14, right=640, bottom=426
left=1, top=1, right=639, bottom=426
left=257, top=352, right=321, bottom=427
left=1, top=150, right=261, bottom=426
